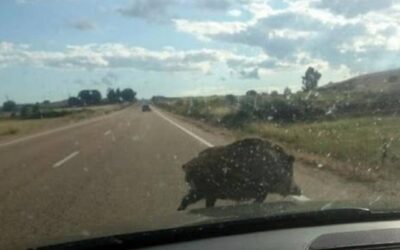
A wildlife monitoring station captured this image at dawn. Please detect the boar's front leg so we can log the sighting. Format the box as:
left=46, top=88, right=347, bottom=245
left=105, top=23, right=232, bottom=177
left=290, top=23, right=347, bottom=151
left=205, top=196, right=217, bottom=208
left=178, top=190, right=203, bottom=211
left=254, top=192, right=268, bottom=204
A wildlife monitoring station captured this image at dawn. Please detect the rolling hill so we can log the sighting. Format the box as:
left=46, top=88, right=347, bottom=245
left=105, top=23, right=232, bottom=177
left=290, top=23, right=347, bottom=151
left=321, top=68, right=400, bottom=94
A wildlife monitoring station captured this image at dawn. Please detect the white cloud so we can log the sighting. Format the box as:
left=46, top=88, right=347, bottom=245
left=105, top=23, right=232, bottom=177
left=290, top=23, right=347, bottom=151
left=0, top=42, right=282, bottom=76
left=313, top=0, right=395, bottom=17
left=8, top=0, right=400, bottom=77
left=227, top=9, right=242, bottom=17
left=173, top=0, right=400, bottom=73
left=244, top=1, right=277, bottom=20
left=173, top=19, right=247, bottom=40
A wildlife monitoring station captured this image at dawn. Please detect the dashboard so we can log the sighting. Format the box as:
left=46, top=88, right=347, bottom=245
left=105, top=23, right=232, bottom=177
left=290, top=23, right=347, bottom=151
left=148, top=220, right=400, bottom=250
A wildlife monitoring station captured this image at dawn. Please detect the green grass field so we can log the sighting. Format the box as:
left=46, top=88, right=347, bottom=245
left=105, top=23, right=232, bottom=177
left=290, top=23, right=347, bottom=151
left=244, top=116, right=400, bottom=169
left=155, top=95, right=400, bottom=181
left=157, top=95, right=400, bottom=168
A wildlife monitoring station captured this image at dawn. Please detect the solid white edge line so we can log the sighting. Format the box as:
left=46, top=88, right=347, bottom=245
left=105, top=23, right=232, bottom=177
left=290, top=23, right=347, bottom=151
left=53, top=151, right=80, bottom=168
left=152, top=107, right=214, bottom=147
left=0, top=109, right=124, bottom=148
left=153, top=106, right=312, bottom=202
left=104, top=130, right=112, bottom=136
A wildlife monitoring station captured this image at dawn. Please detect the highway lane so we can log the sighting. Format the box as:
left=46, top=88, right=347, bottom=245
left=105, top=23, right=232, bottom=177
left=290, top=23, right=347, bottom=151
left=0, top=106, right=233, bottom=250
left=0, top=105, right=377, bottom=250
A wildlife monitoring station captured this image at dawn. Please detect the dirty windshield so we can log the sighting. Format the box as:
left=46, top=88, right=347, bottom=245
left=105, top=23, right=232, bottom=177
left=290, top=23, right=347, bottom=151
left=1, top=0, right=400, bottom=249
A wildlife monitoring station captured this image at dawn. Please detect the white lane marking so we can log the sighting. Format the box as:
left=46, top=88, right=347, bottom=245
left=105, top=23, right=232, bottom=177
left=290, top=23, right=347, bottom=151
left=104, top=130, right=112, bottom=136
left=153, top=107, right=312, bottom=202
left=152, top=107, right=214, bottom=147
left=53, top=151, right=80, bottom=168
left=0, top=109, right=125, bottom=148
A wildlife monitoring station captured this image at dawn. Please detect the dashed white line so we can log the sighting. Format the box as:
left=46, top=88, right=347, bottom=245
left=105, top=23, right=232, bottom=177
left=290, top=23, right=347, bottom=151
left=104, top=130, right=112, bottom=136
left=153, top=106, right=312, bottom=202
left=53, top=151, right=80, bottom=168
left=152, top=107, right=214, bottom=147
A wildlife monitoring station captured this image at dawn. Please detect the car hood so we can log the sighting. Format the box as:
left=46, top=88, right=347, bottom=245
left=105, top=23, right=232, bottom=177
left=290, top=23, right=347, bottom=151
left=184, top=198, right=398, bottom=226
left=34, top=198, right=400, bottom=250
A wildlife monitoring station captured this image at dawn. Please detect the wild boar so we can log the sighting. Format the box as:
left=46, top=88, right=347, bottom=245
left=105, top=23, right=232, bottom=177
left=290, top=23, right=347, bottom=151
left=178, top=138, right=301, bottom=210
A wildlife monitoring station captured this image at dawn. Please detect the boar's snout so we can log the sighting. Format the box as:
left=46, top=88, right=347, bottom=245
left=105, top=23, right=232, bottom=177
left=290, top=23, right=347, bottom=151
left=277, top=180, right=302, bottom=196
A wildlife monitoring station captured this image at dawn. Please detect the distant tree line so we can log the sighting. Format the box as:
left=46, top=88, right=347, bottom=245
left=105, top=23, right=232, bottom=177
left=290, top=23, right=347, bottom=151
left=2, top=100, right=17, bottom=112
left=67, top=88, right=137, bottom=107
left=67, top=89, right=102, bottom=107
left=107, top=88, right=136, bottom=104
left=1, top=87, right=138, bottom=119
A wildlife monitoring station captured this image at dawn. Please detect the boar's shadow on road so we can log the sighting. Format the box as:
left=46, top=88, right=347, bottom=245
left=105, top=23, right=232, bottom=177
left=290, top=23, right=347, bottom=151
left=187, top=201, right=298, bottom=222
left=178, top=138, right=302, bottom=211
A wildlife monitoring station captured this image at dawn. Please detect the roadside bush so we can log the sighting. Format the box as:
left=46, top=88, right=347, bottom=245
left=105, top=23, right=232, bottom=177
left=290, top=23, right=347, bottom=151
left=20, top=104, right=70, bottom=119
left=221, top=110, right=255, bottom=128
left=255, top=98, right=302, bottom=122
left=224, top=94, right=237, bottom=105
left=0, top=127, right=19, bottom=136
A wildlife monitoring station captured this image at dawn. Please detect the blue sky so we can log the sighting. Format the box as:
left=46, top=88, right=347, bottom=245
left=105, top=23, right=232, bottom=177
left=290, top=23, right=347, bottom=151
left=1, top=0, right=400, bottom=104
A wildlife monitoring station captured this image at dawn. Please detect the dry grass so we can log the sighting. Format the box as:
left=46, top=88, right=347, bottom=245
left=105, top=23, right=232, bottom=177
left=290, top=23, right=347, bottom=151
left=0, top=127, right=19, bottom=136
left=0, top=104, right=123, bottom=140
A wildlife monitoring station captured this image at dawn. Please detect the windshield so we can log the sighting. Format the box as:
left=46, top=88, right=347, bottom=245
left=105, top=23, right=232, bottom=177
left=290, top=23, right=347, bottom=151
left=1, top=0, right=400, bottom=249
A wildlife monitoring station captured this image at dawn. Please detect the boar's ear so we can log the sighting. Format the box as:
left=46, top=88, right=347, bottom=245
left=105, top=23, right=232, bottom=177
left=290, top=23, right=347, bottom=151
left=288, top=155, right=295, bottom=163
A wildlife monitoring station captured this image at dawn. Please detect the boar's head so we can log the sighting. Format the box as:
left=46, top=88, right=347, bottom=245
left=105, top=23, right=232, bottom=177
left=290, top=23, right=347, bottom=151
left=274, top=155, right=302, bottom=196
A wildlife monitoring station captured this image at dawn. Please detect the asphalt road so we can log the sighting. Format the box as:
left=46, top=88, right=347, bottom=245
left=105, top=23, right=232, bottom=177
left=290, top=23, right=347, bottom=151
left=0, top=106, right=377, bottom=250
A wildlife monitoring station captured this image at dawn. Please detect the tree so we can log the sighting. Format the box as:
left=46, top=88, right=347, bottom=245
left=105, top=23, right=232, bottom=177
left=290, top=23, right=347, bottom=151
left=283, top=87, right=292, bottom=96
left=78, top=89, right=102, bottom=105
left=246, top=90, right=257, bottom=96
left=270, top=90, right=279, bottom=97
left=78, top=90, right=91, bottom=106
left=224, top=94, right=237, bottom=105
left=121, top=88, right=136, bottom=102
left=68, top=97, right=82, bottom=107
left=107, top=89, right=118, bottom=103
left=302, top=67, right=321, bottom=92
left=91, top=90, right=102, bottom=105
left=20, top=105, right=32, bottom=118
left=32, top=103, right=42, bottom=118
left=2, top=100, right=17, bottom=112
left=115, top=88, right=122, bottom=103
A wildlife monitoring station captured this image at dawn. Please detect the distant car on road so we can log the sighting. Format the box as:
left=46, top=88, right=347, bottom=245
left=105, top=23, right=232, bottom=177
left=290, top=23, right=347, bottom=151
left=142, top=104, right=151, bottom=112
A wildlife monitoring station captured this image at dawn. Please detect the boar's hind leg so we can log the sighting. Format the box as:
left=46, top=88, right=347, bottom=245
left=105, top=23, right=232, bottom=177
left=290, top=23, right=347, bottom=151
left=178, top=190, right=203, bottom=211
left=205, top=196, right=217, bottom=208
left=254, top=192, right=268, bottom=204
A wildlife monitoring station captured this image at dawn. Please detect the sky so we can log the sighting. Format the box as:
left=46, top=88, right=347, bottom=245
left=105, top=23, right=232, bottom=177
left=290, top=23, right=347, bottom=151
left=1, top=0, right=400, bottom=103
